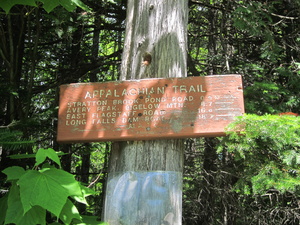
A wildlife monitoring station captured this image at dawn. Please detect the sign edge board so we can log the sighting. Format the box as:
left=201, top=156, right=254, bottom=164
left=57, top=74, right=245, bottom=143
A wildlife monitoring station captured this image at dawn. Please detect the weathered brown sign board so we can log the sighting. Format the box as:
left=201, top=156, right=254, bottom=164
left=57, top=75, right=244, bottom=142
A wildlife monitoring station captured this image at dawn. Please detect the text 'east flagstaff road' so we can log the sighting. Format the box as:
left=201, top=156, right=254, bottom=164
left=57, top=75, right=244, bottom=142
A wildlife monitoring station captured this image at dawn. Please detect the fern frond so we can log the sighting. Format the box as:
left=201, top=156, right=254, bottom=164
left=0, top=128, right=34, bottom=151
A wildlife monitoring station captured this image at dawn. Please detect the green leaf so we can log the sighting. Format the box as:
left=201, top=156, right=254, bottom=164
left=5, top=183, right=23, bottom=224
left=2, top=166, right=26, bottom=181
left=81, top=184, right=97, bottom=197
left=35, top=148, right=61, bottom=168
left=0, top=0, right=91, bottom=13
left=17, top=167, right=83, bottom=217
left=71, top=0, right=91, bottom=11
left=42, top=0, right=60, bottom=13
left=0, top=0, right=37, bottom=13
left=16, top=206, right=46, bottom=225
left=5, top=183, right=46, bottom=225
left=59, top=198, right=82, bottom=224
left=8, top=151, right=66, bottom=160
left=41, top=167, right=83, bottom=197
left=0, top=194, right=8, bottom=225
left=18, top=169, right=69, bottom=217
left=57, top=0, right=77, bottom=11
left=8, top=153, right=36, bottom=159
left=72, top=184, right=96, bottom=205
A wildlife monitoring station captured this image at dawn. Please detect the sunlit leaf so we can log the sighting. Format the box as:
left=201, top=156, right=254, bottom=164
left=0, top=0, right=91, bottom=13
left=35, top=148, right=61, bottom=168
left=18, top=169, right=69, bottom=217
left=2, top=166, right=26, bottom=181
left=5, top=183, right=46, bottom=225
left=59, top=198, right=82, bottom=224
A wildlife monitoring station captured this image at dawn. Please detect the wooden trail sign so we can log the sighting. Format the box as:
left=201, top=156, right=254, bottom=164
left=57, top=75, right=244, bottom=143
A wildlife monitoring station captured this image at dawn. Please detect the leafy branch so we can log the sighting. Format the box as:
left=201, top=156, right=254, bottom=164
left=0, top=148, right=107, bottom=225
left=220, top=114, right=300, bottom=195
left=0, top=0, right=91, bottom=14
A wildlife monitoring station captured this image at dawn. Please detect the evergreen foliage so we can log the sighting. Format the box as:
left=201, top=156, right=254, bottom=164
left=222, top=114, right=300, bottom=194
left=0, top=128, right=34, bottom=151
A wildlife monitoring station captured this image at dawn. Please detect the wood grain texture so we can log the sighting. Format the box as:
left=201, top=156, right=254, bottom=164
left=111, top=0, right=188, bottom=172
left=57, top=75, right=244, bottom=142
left=104, top=1, right=187, bottom=224
left=109, top=139, right=184, bottom=172
left=120, top=0, right=188, bottom=80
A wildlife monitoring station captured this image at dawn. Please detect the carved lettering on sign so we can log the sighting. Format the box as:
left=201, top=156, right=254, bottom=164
left=57, top=75, right=244, bottom=142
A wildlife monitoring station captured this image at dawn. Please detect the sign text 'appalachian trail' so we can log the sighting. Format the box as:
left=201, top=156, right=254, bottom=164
left=57, top=75, right=244, bottom=142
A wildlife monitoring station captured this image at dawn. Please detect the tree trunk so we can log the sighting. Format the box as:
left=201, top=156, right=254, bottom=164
left=103, top=1, right=188, bottom=224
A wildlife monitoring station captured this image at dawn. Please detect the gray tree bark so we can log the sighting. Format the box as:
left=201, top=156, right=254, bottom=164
left=103, top=1, right=188, bottom=224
